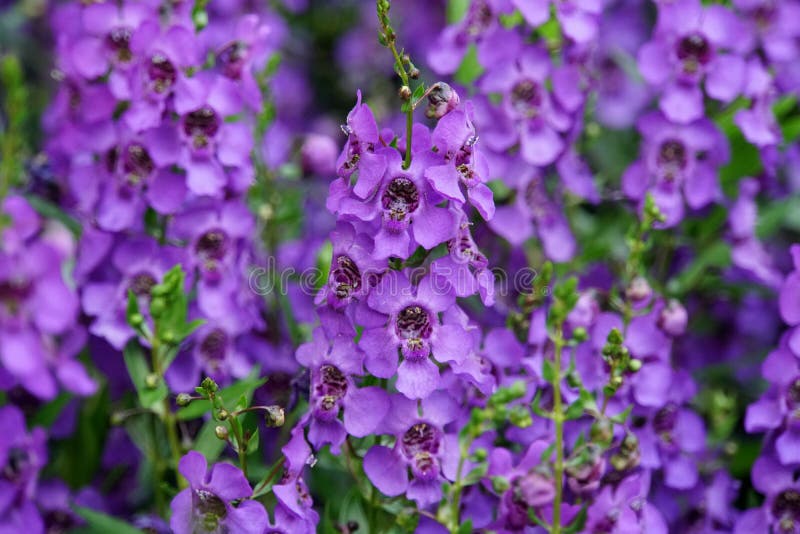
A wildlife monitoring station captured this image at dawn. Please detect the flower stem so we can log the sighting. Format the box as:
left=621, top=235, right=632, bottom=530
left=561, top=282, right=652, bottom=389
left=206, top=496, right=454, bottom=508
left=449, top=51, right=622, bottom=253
left=377, top=0, right=414, bottom=169
left=551, top=328, right=565, bottom=534
left=151, top=336, right=185, bottom=489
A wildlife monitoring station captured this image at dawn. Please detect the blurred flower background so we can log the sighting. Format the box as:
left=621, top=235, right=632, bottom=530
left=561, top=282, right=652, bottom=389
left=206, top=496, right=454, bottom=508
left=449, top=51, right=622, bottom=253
left=0, top=0, right=799, bottom=532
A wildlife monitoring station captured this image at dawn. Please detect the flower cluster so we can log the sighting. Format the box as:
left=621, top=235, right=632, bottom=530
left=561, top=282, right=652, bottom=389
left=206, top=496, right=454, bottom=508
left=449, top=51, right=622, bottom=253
left=1, top=0, right=800, bottom=531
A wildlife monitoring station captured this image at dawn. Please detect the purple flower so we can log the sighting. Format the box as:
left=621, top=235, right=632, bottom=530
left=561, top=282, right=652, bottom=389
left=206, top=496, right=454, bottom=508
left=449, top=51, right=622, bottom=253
left=430, top=213, right=495, bottom=305
left=0, top=406, right=47, bottom=531
left=295, top=327, right=389, bottom=452
left=363, top=392, right=459, bottom=505
left=170, top=452, right=267, bottom=534
left=427, top=0, right=514, bottom=75
left=637, top=0, right=750, bottom=123
left=315, top=222, right=384, bottom=310
left=622, top=111, right=727, bottom=226
left=585, top=472, right=668, bottom=534
left=425, top=106, right=495, bottom=220
left=488, top=163, right=576, bottom=262
left=513, top=0, right=602, bottom=44
left=359, top=271, right=473, bottom=399
left=477, top=46, right=573, bottom=167
left=335, top=90, right=381, bottom=179
left=122, top=22, right=199, bottom=131
left=745, top=341, right=800, bottom=464
left=270, top=425, right=319, bottom=533
left=735, top=453, right=800, bottom=534
left=336, top=147, right=456, bottom=260
left=81, top=238, right=185, bottom=349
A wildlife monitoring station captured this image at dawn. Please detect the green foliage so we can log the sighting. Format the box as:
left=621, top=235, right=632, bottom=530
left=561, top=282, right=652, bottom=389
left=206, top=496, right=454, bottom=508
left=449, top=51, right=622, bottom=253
left=72, top=507, right=143, bottom=534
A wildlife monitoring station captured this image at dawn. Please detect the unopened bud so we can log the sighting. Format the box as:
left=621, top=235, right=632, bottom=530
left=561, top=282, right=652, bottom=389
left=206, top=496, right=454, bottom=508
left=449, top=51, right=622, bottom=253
left=176, top=393, right=192, bottom=406
left=399, top=85, right=411, bottom=100
left=145, top=373, right=159, bottom=389
left=628, top=359, right=642, bottom=372
left=572, top=326, right=588, bottom=342
left=409, top=67, right=420, bottom=79
left=265, top=405, right=285, bottom=427
left=200, top=377, right=219, bottom=394
left=472, top=447, right=488, bottom=462
left=129, top=313, right=144, bottom=328
left=215, top=425, right=229, bottom=440
left=491, top=476, right=510, bottom=493
left=626, top=276, right=652, bottom=304
left=658, top=299, right=688, bottom=337
left=149, top=297, right=165, bottom=317
left=425, top=82, right=460, bottom=119
left=217, top=409, right=229, bottom=421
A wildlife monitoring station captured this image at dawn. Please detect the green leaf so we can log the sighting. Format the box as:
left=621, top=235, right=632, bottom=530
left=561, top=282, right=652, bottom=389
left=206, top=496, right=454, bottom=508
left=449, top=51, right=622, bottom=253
left=563, top=504, right=589, bottom=534
left=23, top=195, right=82, bottom=236
left=565, top=399, right=585, bottom=420
left=542, top=359, right=556, bottom=383
left=31, top=392, right=72, bottom=428
left=72, top=506, right=142, bottom=534
left=123, top=341, right=167, bottom=410
left=193, top=418, right=227, bottom=462
left=457, top=520, right=474, bottom=534
left=454, top=45, right=483, bottom=86
left=666, top=241, right=731, bottom=296
left=610, top=405, right=633, bottom=425
left=176, top=367, right=266, bottom=420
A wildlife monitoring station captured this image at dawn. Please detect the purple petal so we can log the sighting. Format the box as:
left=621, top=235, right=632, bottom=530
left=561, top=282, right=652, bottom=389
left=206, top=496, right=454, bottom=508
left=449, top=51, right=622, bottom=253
left=396, top=358, right=440, bottom=399
left=363, top=446, right=408, bottom=496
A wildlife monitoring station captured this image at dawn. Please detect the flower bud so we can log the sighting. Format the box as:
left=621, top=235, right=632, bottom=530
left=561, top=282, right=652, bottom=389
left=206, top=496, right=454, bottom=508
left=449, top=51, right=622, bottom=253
left=264, top=405, right=285, bottom=427
left=145, top=373, right=159, bottom=389
left=628, top=359, right=642, bottom=372
left=625, top=276, right=652, bottom=304
left=425, top=82, right=460, bottom=119
left=491, top=476, right=510, bottom=493
left=176, top=393, right=193, bottom=406
left=591, top=419, right=614, bottom=446
left=409, top=67, right=420, bottom=79
left=566, top=443, right=606, bottom=494
left=215, top=425, right=229, bottom=440
left=658, top=299, right=688, bottom=336
left=217, top=409, right=229, bottom=421
left=399, top=85, right=411, bottom=101
left=129, top=313, right=144, bottom=328
left=516, top=468, right=555, bottom=507
left=200, top=377, right=219, bottom=394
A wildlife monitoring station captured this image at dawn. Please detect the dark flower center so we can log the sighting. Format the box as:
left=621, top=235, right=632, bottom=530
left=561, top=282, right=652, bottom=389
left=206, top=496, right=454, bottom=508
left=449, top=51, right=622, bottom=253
left=657, top=139, right=688, bottom=178
left=183, top=108, right=221, bottom=149
left=193, top=489, right=227, bottom=531
left=0, top=279, right=32, bottom=313
left=653, top=404, right=677, bottom=443
left=772, top=490, right=800, bottom=529
left=331, top=255, right=361, bottom=299
left=196, top=230, right=229, bottom=262
left=396, top=306, right=433, bottom=340
left=676, top=34, right=711, bottom=73
left=466, top=0, right=493, bottom=37
left=43, top=510, right=76, bottom=533
left=199, top=329, right=228, bottom=362
left=3, top=447, right=29, bottom=483
left=382, top=178, right=420, bottom=222
left=128, top=272, right=157, bottom=297
left=315, top=364, right=348, bottom=413
left=105, top=27, right=133, bottom=63
left=122, top=143, right=155, bottom=183
left=511, top=79, right=542, bottom=117
left=218, top=41, right=247, bottom=79
left=147, top=54, right=177, bottom=93
left=787, top=379, right=800, bottom=409
left=401, top=422, right=441, bottom=457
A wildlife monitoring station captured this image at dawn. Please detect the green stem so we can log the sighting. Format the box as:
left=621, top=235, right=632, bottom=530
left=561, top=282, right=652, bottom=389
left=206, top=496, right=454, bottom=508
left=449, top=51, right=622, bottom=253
left=228, top=417, right=248, bottom=478
left=551, top=328, right=565, bottom=534
left=379, top=2, right=414, bottom=169
left=151, top=337, right=185, bottom=489
left=448, top=439, right=471, bottom=532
